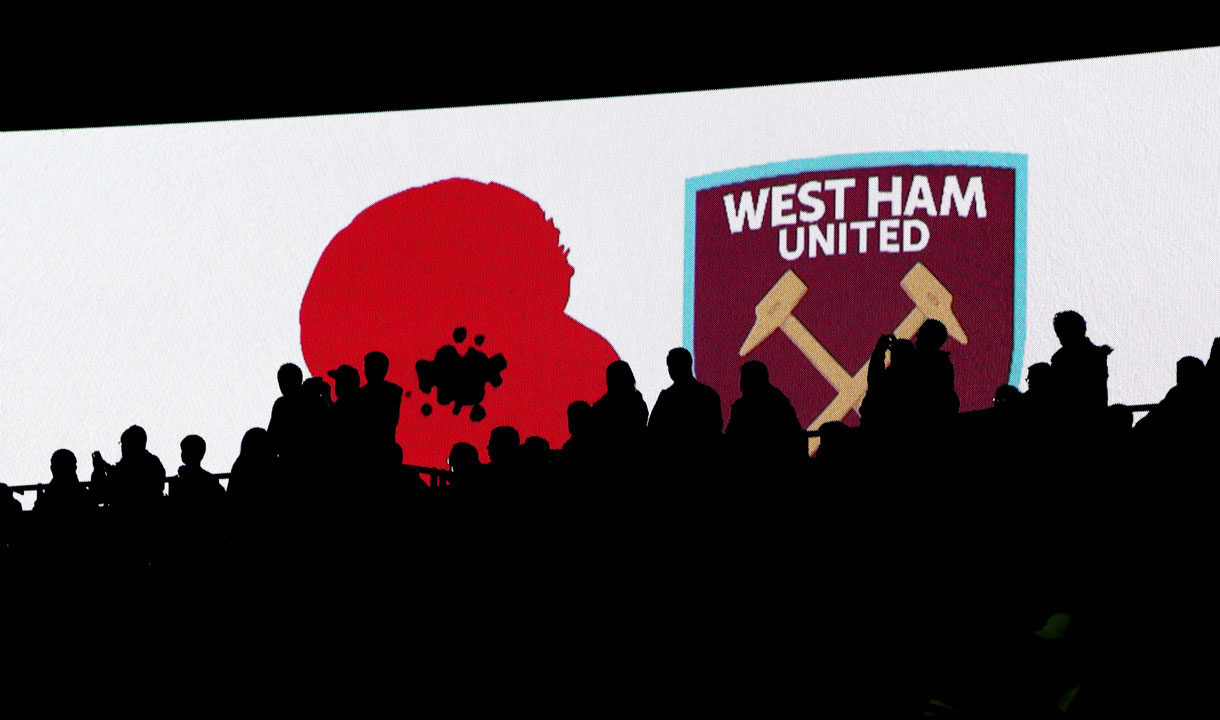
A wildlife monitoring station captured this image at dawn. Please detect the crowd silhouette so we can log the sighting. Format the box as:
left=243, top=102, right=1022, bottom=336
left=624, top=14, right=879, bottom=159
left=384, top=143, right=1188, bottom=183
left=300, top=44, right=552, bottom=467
left=2, top=311, right=1215, bottom=718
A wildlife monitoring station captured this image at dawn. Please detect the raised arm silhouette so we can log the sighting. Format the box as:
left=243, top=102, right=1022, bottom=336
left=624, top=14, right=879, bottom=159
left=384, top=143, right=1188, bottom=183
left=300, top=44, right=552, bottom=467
left=7, top=306, right=1217, bottom=719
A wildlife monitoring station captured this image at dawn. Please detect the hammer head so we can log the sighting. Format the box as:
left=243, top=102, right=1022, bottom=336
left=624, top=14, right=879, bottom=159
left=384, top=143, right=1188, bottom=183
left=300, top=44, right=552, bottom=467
left=901, top=262, right=968, bottom=344
left=740, top=269, right=807, bottom=356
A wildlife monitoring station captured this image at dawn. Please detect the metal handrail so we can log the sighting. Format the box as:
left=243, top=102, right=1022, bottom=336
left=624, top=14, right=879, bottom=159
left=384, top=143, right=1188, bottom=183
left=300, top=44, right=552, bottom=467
left=803, top=402, right=1160, bottom=437
left=6, top=463, right=451, bottom=495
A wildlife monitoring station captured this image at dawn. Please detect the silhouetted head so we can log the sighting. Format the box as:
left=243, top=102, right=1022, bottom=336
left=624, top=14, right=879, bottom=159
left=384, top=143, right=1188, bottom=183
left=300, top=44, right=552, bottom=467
left=891, top=338, right=916, bottom=366
left=303, top=376, right=333, bottom=404
left=817, top=421, right=848, bottom=456
left=915, top=319, right=948, bottom=352
left=1106, top=404, right=1134, bottom=433
left=1027, top=363, right=1053, bottom=392
left=488, top=426, right=521, bottom=464
left=1053, top=311, right=1087, bottom=345
left=327, top=364, right=360, bottom=399
left=180, top=435, right=206, bottom=466
left=606, top=360, right=637, bottom=394
left=278, top=363, right=304, bottom=396
left=364, top=351, right=390, bottom=382
left=667, top=348, right=694, bottom=383
left=239, top=427, right=272, bottom=459
left=567, top=400, right=593, bottom=436
left=522, top=436, right=551, bottom=466
left=993, top=384, right=1022, bottom=409
left=448, top=442, right=480, bottom=472
left=1177, top=356, right=1205, bottom=387
left=120, top=425, right=147, bottom=458
left=50, top=449, right=77, bottom=481
left=740, top=361, right=770, bottom=395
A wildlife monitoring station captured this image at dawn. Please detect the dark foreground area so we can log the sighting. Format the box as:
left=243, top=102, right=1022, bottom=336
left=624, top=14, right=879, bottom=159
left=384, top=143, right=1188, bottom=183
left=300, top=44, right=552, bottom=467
left=4, top=443, right=1211, bottom=719
left=5, top=320, right=1215, bottom=717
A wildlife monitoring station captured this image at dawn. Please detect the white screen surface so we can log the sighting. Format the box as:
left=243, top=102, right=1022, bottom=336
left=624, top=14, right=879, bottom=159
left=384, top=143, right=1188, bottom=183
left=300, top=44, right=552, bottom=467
left=3, top=48, right=1218, bottom=504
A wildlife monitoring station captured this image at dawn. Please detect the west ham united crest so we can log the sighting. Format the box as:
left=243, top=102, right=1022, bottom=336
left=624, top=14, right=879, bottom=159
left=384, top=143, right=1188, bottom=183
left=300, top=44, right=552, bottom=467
left=684, top=151, right=1027, bottom=453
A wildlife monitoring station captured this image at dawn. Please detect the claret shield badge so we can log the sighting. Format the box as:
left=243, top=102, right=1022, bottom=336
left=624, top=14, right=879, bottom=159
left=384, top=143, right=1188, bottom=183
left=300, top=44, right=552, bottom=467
left=685, top=151, right=1027, bottom=453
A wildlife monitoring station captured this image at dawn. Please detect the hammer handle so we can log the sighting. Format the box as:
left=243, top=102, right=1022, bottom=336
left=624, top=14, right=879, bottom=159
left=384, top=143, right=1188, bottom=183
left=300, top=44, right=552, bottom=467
left=805, top=358, right=871, bottom=456
left=892, top=308, right=927, bottom=343
left=806, top=309, right=923, bottom=454
left=780, top=316, right=853, bottom=391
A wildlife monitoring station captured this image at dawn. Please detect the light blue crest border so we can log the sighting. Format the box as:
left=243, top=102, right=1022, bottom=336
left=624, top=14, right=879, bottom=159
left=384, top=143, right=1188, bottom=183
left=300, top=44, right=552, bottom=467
left=683, top=151, right=1028, bottom=387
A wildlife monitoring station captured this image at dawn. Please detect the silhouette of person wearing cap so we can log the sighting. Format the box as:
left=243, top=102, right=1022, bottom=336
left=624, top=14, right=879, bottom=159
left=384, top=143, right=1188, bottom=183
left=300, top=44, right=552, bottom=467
left=328, top=364, right=362, bottom=465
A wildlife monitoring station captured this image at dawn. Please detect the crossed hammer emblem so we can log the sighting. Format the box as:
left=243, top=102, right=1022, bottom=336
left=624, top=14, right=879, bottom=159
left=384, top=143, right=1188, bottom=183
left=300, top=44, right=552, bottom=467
left=739, top=262, right=968, bottom=455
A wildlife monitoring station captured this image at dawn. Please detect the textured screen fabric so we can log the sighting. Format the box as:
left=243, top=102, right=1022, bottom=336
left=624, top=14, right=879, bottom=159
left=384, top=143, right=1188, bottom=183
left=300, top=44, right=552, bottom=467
left=2, top=48, right=1218, bottom=495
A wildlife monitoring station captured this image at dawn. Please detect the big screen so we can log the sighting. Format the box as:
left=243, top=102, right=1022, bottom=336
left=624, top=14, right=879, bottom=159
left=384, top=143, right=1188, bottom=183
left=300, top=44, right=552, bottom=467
left=3, top=48, right=1218, bottom=502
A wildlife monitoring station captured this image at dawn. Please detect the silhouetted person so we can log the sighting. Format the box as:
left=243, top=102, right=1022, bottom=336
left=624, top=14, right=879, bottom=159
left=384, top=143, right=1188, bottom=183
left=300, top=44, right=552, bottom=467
left=1025, top=362, right=1057, bottom=416
left=32, top=449, right=89, bottom=517
left=486, top=426, right=521, bottom=483
left=1104, top=404, right=1135, bottom=441
left=974, top=384, right=1027, bottom=457
left=1205, top=337, right=1220, bottom=400
left=559, top=400, right=596, bottom=471
left=648, top=348, right=723, bottom=458
left=92, top=425, right=166, bottom=511
left=303, top=376, right=334, bottom=405
left=993, top=384, right=1023, bottom=409
left=861, top=335, right=918, bottom=430
left=521, top=436, right=554, bottom=484
left=1170, top=355, right=1207, bottom=401
left=0, top=483, right=23, bottom=551
left=725, top=361, right=805, bottom=474
left=328, top=364, right=362, bottom=463
left=227, top=427, right=278, bottom=515
left=1137, top=356, right=1207, bottom=444
left=381, top=443, right=428, bottom=502
left=269, top=363, right=308, bottom=461
left=36, top=449, right=91, bottom=516
left=329, top=364, right=361, bottom=404
left=1050, top=310, right=1112, bottom=415
left=173, top=435, right=224, bottom=510
left=913, top=319, right=960, bottom=419
left=302, top=375, right=335, bottom=440
left=1101, top=401, right=1139, bottom=479
left=0, top=483, right=22, bottom=562
left=298, top=376, right=338, bottom=490
left=592, top=360, right=648, bottom=452
left=447, top=442, right=482, bottom=488
left=0, top=484, right=21, bottom=519
left=356, top=351, right=404, bottom=461
left=812, top=421, right=854, bottom=472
